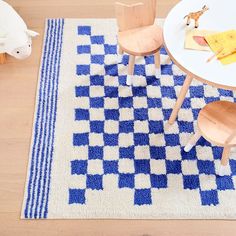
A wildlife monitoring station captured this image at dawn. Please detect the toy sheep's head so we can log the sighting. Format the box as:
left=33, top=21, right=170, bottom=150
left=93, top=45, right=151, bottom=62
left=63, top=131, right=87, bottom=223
left=0, top=29, right=39, bottom=60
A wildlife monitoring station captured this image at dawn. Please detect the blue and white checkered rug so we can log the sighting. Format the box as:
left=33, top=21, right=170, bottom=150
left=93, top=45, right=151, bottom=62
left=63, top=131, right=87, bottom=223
left=22, top=19, right=236, bottom=219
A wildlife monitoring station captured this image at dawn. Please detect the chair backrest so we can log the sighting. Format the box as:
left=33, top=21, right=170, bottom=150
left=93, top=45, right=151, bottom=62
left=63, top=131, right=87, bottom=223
left=115, top=0, right=157, bottom=31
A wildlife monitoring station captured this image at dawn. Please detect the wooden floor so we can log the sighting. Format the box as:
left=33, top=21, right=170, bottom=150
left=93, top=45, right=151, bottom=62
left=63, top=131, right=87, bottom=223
left=0, top=0, right=236, bottom=235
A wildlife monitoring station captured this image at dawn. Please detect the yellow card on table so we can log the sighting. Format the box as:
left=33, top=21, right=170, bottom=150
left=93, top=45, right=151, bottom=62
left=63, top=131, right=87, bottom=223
left=185, top=29, right=215, bottom=51
left=205, top=30, right=236, bottom=65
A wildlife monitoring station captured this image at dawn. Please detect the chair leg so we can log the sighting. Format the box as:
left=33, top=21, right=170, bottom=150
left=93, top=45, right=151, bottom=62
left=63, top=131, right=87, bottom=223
left=118, top=47, right=123, bottom=55
left=154, top=51, right=161, bottom=78
left=217, top=146, right=231, bottom=176
left=118, top=46, right=123, bottom=63
left=184, top=130, right=201, bottom=152
left=127, top=55, right=135, bottom=85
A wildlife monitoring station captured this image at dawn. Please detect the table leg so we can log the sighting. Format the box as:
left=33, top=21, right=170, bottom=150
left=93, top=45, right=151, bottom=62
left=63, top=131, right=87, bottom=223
left=184, top=129, right=201, bottom=152
left=168, top=74, right=193, bottom=124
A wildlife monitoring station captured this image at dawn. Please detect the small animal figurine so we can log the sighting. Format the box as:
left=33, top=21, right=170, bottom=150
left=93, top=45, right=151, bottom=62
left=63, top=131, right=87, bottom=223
left=184, top=5, right=209, bottom=28
left=0, top=0, right=39, bottom=60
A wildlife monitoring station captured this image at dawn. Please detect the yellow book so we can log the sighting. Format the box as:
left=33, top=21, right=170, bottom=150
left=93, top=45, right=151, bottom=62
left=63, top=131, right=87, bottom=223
left=205, top=30, right=236, bottom=65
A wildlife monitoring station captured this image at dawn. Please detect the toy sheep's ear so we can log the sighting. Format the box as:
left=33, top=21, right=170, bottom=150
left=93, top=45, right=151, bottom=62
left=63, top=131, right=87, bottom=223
left=26, top=29, right=39, bottom=37
left=0, top=37, right=6, bottom=44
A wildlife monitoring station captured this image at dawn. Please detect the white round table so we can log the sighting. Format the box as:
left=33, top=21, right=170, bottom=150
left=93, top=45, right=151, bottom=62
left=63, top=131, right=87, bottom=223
left=163, top=0, right=236, bottom=124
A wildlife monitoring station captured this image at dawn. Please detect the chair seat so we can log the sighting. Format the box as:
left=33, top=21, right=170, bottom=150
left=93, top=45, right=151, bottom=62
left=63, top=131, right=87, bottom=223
left=198, top=101, right=236, bottom=146
left=118, top=24, right=163, bottom=56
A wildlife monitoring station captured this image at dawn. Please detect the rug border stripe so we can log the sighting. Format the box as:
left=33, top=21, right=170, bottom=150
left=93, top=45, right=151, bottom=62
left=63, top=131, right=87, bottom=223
left=43, top=19, right=64, bottom=218
left=35, top=19, right=57, bottom=218
left=29, top=18, right=55, bottom=218
left=23, top=18, right=64, bottom=218
left=36, top=19, right=62, bottom=218
left=23, top=18, right=52, bottom=218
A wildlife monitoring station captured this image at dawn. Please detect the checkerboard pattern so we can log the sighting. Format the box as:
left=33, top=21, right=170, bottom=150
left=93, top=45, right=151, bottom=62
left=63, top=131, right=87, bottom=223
left=68, top=25, right=236, bottom=207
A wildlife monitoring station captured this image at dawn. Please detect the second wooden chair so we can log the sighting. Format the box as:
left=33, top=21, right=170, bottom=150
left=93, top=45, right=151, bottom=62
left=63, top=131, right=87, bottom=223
left=184, top=101, right=236, bottom=176
left=115, top=0, right=164, bottom=85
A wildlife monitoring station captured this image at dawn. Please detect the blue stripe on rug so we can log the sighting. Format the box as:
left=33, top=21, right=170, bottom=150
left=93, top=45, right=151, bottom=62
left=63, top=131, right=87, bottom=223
left=24, top=18, right=64, bottom=219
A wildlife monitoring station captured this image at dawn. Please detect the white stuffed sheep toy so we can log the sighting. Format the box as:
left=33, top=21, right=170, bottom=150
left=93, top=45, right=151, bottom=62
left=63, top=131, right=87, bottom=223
left=0, top=0, right=39, bottom=59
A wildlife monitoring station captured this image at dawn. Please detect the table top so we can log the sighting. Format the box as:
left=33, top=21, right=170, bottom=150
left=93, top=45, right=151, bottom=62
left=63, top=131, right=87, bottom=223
left=163, top=0, right=236, bottom=90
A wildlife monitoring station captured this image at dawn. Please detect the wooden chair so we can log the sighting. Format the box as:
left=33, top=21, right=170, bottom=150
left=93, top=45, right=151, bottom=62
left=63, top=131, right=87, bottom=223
left=184, top=101, right=236, bottom=176
left=115, top=0, right=164, bottom=85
